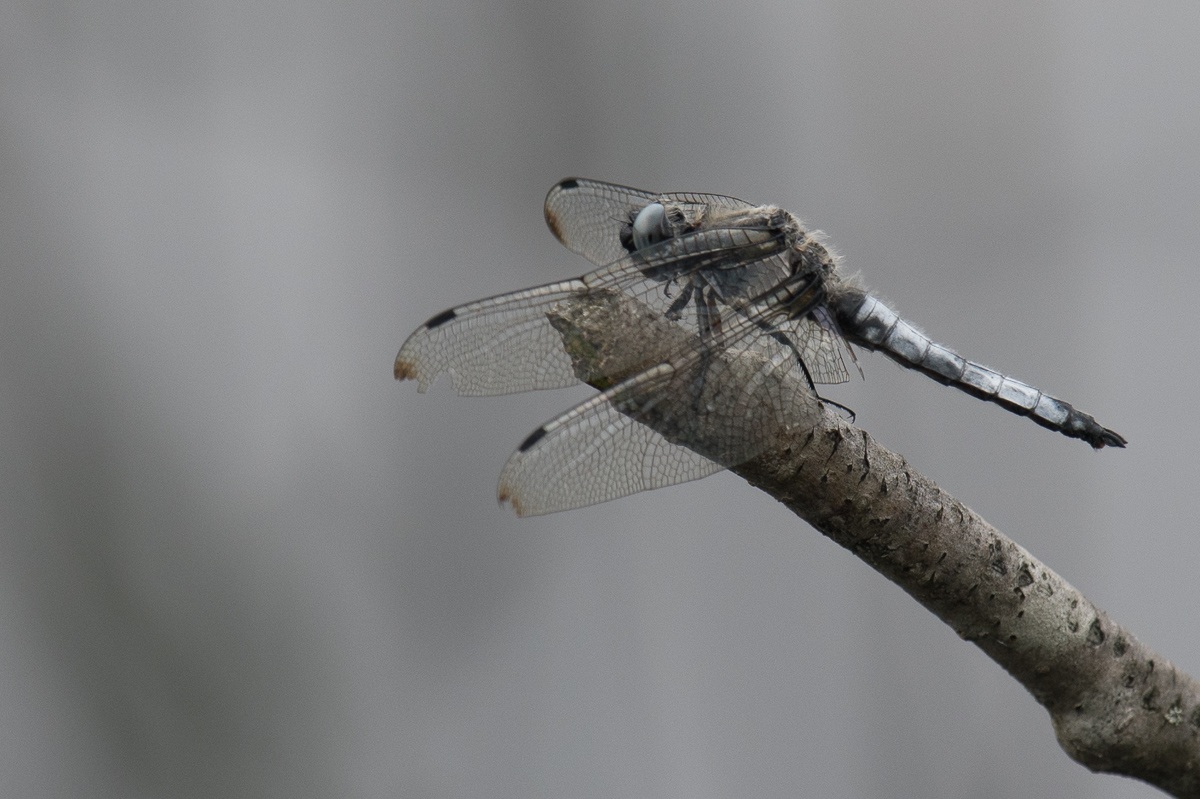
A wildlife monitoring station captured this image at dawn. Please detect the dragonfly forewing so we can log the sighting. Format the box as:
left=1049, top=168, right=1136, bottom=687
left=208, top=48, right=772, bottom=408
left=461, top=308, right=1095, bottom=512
left=396, top=216, right=799, bottom=396
left=544, top=177, right=757, bottom=267
left=394, top=278, right=589, bottom=394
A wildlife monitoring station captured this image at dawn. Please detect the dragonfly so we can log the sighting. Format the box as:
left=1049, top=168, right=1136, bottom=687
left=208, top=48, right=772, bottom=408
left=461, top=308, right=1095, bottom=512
left=396, top=178, right=1125, bottom=516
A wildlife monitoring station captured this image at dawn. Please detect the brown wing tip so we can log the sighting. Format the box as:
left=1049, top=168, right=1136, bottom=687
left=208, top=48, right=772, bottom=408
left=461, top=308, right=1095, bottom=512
left=543, top=178, right=580, bottom=245
left=496, top=486, right=524, bottom=516
left=394, top=357, right=415, bottom=381
left=544, top=204, right=566, bottom=245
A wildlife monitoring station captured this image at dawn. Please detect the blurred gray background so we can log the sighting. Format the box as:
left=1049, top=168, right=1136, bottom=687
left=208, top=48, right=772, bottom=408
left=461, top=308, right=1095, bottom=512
left=1, top=1, right=1197, bottom=797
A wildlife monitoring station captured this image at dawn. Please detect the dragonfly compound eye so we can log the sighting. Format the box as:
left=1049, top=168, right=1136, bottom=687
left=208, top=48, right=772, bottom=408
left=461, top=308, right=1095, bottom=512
left=631, top=202, right=668, bottom=250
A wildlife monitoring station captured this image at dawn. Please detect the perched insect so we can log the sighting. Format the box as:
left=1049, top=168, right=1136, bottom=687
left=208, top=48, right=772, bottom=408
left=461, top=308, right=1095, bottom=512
left=396, top=179, right=1124, bottom=515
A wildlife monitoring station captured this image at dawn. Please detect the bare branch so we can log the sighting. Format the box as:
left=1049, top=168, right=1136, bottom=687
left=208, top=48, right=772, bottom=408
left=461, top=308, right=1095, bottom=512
left=552, top=291, right=1200, bottom=797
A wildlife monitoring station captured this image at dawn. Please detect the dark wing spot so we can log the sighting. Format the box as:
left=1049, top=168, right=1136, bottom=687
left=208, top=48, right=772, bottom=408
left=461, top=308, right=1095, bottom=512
left=518, top=426, right=548, bottom=452
left=424, top=308, right=457, bottom=329
left=557, top=178, right=579, bottom=190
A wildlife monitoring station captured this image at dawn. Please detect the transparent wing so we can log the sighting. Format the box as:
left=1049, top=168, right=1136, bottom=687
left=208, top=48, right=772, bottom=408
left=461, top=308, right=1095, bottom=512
left=497, top=315, right=821, bottom=516
left=544, top=177, right=757, bottom=268
left=773, top=306, right=854, bottom=386
left=395, top=278, right=589, bottom=395
left=496, top=365, right=726, bottom=516
left=395, top=225, right=794, bottom=396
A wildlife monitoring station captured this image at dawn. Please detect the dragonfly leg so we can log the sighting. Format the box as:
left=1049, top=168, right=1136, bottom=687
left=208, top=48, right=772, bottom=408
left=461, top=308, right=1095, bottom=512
left=664, top=281, right=694, bottom=321
left=687, top=287, right=726, bottom=414
left=759, top=323, right=856, bottom=422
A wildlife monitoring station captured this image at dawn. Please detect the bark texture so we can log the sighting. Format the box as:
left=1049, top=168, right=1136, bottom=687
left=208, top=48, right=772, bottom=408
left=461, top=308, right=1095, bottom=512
left=553, top=291, right=1200, bottom=797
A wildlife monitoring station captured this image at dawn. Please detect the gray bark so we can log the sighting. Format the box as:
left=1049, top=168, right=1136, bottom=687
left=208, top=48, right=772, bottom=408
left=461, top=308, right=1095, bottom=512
left=551, top=291, right=1200, bottom=797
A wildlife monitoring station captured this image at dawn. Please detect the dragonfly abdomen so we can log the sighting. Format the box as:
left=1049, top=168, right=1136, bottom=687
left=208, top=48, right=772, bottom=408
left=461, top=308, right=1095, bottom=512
left=834, top=291, right=1126, bottom=449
